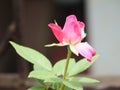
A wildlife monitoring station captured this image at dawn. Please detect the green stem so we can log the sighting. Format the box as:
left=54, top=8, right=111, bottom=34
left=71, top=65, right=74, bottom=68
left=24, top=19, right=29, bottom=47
left=61, top=46, right=72, bottom=90
left=45, top=83, right=49, bottom=90
left=63, top=47, right=72, bottom=79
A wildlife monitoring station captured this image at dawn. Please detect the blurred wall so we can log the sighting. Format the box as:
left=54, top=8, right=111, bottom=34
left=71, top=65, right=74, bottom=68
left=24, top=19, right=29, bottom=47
left=86, top=0, right=120, bottom=76
left=19, top=0, right=53, bottom=54
left=0, top=0, right=17, bottom=72
left=0, top=0, right=85, bottom=73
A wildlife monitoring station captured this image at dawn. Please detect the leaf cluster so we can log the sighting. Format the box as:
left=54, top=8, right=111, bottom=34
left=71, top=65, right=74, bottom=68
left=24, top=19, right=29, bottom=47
left=10, top=41, right=99, bottom=90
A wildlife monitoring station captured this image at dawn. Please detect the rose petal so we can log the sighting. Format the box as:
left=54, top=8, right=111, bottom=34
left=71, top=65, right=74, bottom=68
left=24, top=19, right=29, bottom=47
left=75, top=42, right=96, bottom=62
left=78, top=22, right=86, bottom=39
left=48, top=23, right=63, bottom=42
left=62, top=15, right=84, bottom=44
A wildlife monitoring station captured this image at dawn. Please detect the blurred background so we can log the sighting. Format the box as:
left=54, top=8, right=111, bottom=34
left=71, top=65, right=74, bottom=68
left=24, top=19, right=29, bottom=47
left=0, top=0, right=120, bottom=90
left=86, top=0, right=120, bottom=76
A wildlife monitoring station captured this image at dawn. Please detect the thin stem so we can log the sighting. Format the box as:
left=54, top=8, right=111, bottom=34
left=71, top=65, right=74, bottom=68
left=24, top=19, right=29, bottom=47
left=63, top=46, right=72, bottom=79
left=61, top=46, right=72, bottom=90
left=45, top=83, right=49, bottom=90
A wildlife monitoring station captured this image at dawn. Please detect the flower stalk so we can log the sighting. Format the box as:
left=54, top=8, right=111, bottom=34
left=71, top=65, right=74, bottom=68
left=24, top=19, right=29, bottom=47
left=63, top=46, right=72, bottom=79
left=61, top=46, right=72, bottom=90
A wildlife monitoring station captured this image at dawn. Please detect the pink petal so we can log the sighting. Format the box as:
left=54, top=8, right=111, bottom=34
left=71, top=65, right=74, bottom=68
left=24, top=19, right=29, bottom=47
left=48, top=23, right=63, bottom=42
left=78, top=22, right=86, bottom=39
left=75, top=42, right=96, bottom=62
left=63, top=15, right=78, bottom=34
left=78, top=21, right=85, bottom=28
left=62, top=15, right=83, bottom=44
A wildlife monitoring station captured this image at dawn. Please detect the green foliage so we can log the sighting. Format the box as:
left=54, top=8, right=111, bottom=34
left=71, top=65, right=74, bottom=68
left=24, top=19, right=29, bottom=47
left=28, top=86, right=45, bottom=90
left=28, top=70, right=56, bottom=80
left=10, top=41, right=52, bottom=71
left=68, top=77, right=100, bottom=84
left=63, top=80, right=83, bottom=90
left=68, top=55, right=99, bottom=76
left=10, top=41, right=99, bottom=90
left=53, top=58, right=76, bottom=76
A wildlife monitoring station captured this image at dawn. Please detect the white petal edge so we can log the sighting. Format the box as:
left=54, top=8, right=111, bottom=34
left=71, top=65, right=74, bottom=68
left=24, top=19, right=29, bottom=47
left=70, top=45, right=79, bottom=56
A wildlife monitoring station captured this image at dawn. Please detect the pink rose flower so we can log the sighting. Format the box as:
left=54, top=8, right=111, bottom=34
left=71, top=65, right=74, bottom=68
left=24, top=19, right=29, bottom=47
left=48, top=15, right=96, bottom=62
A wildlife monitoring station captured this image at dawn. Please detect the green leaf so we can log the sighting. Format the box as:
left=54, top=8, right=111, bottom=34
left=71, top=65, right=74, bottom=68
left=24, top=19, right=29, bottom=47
left=68, top=54, right=99, bottom=76
left=28, top=86, right=45, bottom=90
left=63, top=80, right=83, bottom=90
left=53, top=58, right=76, bottom=76
left=28, top=70, right=56, bottom=80
left=35, top=79, right=44, bottom=84
left=33, top=65, right=53, bottom=83
left=78, top=77, right=100, bottom=84
left=10, top=41, right=52, bottom=71
left=69, top=77, right=100, bottom=84
left=50, top=83, right=56, bottom=90
left=33, top=64, right=46, bottom=71
left=45, top=77, right=63, bottom=83
left=64, top=87, right=73, bottom=90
